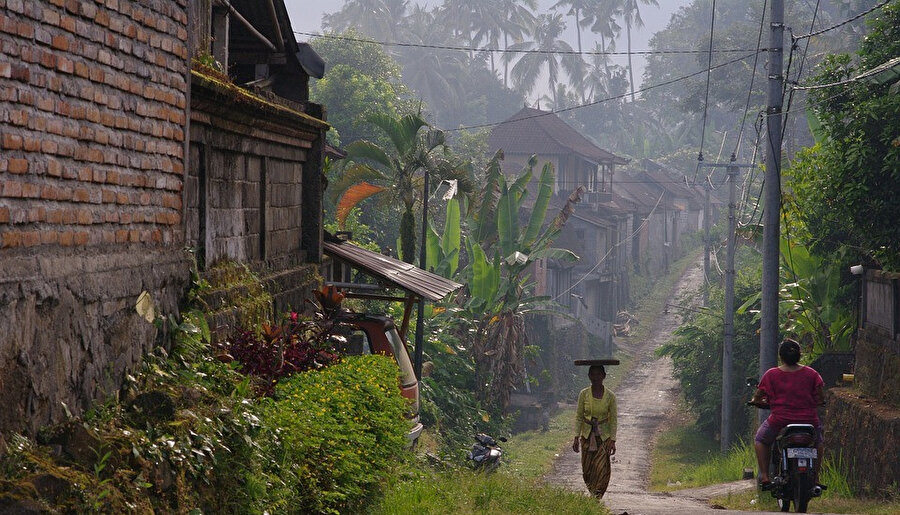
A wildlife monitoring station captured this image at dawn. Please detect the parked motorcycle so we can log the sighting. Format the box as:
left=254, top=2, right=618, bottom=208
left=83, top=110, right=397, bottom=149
left=466, top=433, right=507, bottom=473
left=747, top=380, right=823, bottom=513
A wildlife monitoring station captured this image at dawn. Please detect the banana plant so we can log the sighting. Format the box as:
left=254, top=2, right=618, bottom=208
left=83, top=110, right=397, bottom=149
left=451, top=155, right=580, bottom=410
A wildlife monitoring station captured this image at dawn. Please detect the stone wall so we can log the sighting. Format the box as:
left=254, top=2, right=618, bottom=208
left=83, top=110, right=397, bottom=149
left=187, top=71, right=328, bottom=332
left=0, top=0, right=190, bottom=434
left=824, top=388, right=900, bottom=495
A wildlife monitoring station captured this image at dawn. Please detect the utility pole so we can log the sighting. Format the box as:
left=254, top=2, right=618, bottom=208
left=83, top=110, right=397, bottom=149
left=704, top=181, right=711, bottom=306
left=413, top=169, right=430, bottom=380
left=699, top=160, right=754, bottom=452
left=721, top=158, right=738, bottom=452
left=761, top=0, right=784, bottom=420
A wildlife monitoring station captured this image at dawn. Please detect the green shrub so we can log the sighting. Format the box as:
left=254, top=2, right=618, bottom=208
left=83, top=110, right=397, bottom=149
left=259, top=355, right=410, bottom=513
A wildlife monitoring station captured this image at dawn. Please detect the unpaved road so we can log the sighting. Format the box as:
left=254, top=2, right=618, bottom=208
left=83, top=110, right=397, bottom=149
left=543, top=258, right=760, bottom=514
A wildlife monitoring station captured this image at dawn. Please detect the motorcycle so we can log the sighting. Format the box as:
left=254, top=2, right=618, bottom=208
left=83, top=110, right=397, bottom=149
left=747, top=380, right=823, bottom=513
left=466, top=432, right=507, bottom=473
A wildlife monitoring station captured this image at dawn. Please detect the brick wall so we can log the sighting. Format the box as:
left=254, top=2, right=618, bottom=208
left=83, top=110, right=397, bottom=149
left=0, top=0, right=190, bottom=435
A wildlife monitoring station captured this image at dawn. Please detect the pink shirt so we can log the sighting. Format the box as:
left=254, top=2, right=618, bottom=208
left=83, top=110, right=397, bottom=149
left=758, top=366, right=824, bottom=426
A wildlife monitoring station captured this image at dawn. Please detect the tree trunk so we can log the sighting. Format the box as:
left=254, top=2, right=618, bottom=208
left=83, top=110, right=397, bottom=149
left=400, top=208, right=416, bottom=264
left=627, top=21, right=635, bottom=102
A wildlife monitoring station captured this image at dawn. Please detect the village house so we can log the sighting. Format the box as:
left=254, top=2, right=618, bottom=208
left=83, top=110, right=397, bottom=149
left=487, top=106, right=630, bottom=355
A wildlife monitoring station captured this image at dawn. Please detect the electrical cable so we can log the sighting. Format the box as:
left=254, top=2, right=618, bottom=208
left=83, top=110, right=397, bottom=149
left=792, top=0, right=892, bottom=40
left=294, top=30, right=761, bottom=57
left=442, top=51, right=763, bottom=132
left=782, top=0, right=821, bottom=142
left=696, top=0, right=719, bottom=181
left=550, top=191, right=665, bottom=302
left=733, top=0, right=768, bottom=160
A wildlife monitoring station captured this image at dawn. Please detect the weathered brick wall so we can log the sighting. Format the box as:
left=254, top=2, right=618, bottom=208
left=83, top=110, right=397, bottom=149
left=0, top=0, right=190, bottom=434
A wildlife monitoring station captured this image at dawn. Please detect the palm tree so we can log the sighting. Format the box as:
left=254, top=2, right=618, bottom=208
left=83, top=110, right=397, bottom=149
left=322, top=0, right=410, bottom=42
left=498, top=0, right=538, bottom=87
left=507, top=13, right=583, bottom=100
left=582, top=0, right=623, bottom=80
left=551, top=0, right=591, bottom=54
left=398, top=6, right=469, bottom=116
left=618, top=0, right=659, bottom=101
left=329, top=113, right=471, bottom=264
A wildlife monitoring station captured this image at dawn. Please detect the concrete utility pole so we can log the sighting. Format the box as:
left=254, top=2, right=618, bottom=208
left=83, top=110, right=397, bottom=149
left=760, top=0, right=784, bottom=421
left=721, top=159, right=738, bottom=452
left=699, top=160, right=753, bottom=451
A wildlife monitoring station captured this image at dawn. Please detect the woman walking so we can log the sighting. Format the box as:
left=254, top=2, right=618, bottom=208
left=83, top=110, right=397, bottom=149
left=573, top=364, right=618, bottom=498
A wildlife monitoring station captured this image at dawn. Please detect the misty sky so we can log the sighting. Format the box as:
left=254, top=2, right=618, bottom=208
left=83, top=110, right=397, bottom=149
left=285, top=0, right=694, bottom=99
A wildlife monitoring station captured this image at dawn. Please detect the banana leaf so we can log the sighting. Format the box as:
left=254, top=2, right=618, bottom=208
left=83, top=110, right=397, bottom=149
left=522, top=163, right=555, bottom=248
left=441, top=198, right=461, bottom=276
left=426, top=223, right=442, bottom=272
left=496, top=178, right=519, bottom=259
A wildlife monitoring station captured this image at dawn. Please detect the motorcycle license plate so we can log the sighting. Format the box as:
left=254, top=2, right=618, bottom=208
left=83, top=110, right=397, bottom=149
left=787, top=448, right=817, bottom=459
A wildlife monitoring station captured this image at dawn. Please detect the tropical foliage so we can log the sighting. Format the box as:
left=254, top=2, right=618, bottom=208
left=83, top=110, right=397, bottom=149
left=329, top=112, right=472, bottom=263
left=786, top=1, right=900, bottom=271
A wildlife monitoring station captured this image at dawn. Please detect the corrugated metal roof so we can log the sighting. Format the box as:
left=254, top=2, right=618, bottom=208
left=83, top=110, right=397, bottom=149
left=324, top=241, right=463, bottom=302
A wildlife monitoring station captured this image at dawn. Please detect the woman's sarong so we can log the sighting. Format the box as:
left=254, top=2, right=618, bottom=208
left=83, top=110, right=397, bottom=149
left=580, top=437, right=611, bottom=498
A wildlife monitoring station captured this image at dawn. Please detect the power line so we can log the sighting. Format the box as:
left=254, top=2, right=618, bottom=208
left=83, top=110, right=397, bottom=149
left=697, top=0, right=719, bottom=166
left=551, top=191, right=666, bottom=302
left=294, top=30, right=761, bottom=57
left=733, top=0, right=768, bottom=159
left=793, top=0, right=892, bottom=40
left=444, top=51, right=763, bottom=132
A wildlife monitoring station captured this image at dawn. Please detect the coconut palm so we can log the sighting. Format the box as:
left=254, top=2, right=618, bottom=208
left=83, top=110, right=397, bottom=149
left=507, top=13, right=584, bottom=99
left=322, top=0, right=410, bottom=42
left=329, top=113, right=471, bottom=264
left=618, top=0, right=659, bottom=101
left=497, top=0, right=538, bottom=87
left=398, top=6, right=469, bottom=116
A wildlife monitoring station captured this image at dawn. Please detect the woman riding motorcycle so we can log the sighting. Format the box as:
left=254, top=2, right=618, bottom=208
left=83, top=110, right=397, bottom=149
left=749, top=339, right=825, bottom=489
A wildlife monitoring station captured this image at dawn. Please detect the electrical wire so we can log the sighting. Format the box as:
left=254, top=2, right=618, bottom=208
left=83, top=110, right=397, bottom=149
left=551, top=191, right=665, bottom=302
left=732, top=0, right=768, bottom=160
left=443, top=51, right=762, bottom=132
left=294, top=30, right=760, bottom=57
left=696, top=0, right=719, bottom=174
left=782, top=0, right=821, bottom=142
left=793, top=0, right=892, bottom=40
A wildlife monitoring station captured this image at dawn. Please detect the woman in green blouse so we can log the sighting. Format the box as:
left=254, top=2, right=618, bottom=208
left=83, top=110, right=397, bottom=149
left=572, top=365, right=618, bottom=498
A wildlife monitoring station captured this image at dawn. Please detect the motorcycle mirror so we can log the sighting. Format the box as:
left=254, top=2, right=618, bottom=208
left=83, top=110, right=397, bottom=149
left=421, top=361, right=434, bottom=378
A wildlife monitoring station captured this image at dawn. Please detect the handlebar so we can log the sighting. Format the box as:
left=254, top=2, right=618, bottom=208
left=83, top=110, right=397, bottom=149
left=746, top=401, right=770, bottom=409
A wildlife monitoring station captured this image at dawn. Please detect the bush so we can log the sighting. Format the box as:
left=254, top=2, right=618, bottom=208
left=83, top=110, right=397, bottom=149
left=221, top=312, right=339, bottom=395
left=259, top=355, right=410, bottom=513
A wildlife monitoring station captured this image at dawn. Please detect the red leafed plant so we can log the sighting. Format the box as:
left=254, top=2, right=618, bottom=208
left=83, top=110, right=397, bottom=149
left=218, top=290, right=343, bottom=395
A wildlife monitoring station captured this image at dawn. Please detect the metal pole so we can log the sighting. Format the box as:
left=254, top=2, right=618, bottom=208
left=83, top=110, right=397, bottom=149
left=413, top=169, right=430, bottom=380
left=704, top=181, right=711, bottom=306
left=721, top=160, right=738, bottom=452
left=760, top=0, right=784, bottom=422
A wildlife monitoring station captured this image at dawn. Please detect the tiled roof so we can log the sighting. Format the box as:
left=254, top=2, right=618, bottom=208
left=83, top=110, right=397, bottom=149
left=488, top=107, right=628, bottom=165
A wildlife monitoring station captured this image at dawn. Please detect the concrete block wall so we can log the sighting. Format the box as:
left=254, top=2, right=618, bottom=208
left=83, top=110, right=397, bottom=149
left=0, top=0, right=190, bottom=435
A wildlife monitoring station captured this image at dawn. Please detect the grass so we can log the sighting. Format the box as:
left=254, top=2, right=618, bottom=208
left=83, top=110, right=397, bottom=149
left=371, top=470, right=610, bottom=515
left=650, top=414, right=755, bottom=491
left=712, top=489, right=900, bottom=514
left=653, top=414, right=900, bottom=514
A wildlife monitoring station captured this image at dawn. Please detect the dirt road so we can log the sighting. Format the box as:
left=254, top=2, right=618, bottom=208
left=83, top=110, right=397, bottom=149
left=543, top=258, right=759, bottom=514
